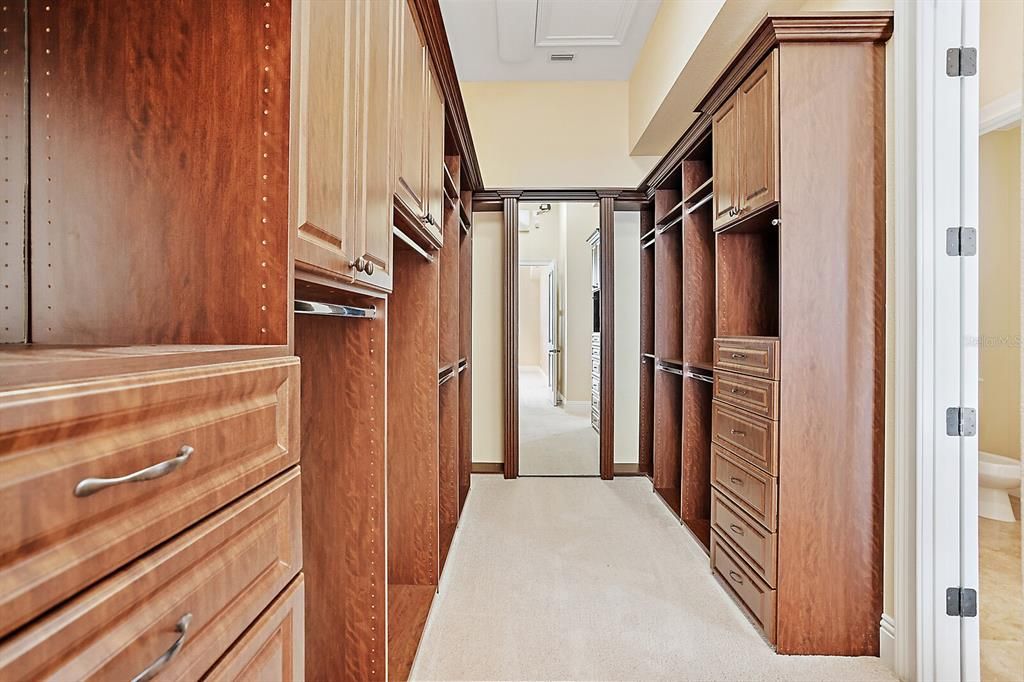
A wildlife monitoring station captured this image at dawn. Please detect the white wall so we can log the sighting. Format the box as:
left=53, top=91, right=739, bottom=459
left=518, top=267, right=542, bottom=368
left=614, top=212, right=641, bottom=464
left=563, top=203, right=599, bottom=403
left=472, top=212, right=504, bottom=464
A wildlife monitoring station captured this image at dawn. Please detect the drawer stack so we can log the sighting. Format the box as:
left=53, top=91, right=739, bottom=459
left=709, top=337, right=779, bottom=641
left=591, top=332, right=601, bottom=432
left=0, top=356, right=303, bottom=680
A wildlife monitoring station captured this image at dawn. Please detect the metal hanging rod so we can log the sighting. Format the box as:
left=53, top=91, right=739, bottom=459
left=439, top=367, right=456, bottom=386
left=685, top=371, right=714, bottom=384
left=295, top=300, right=377, bottom=319
left=393, top=226, right=435, bottom=262
left=657, top=362, right=685, bottom=376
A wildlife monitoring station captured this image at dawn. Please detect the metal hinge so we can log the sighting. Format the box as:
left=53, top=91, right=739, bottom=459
left=946, top=47, right=977, bottom=77
left=945, top=407, right=977, bottom=437
left=945, top=227, right=977, bottom=256
left=946, top=587, right=978, bottom=617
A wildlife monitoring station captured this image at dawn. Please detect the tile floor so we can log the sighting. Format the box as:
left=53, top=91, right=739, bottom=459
left=980, top=496, right=1024, bottom=681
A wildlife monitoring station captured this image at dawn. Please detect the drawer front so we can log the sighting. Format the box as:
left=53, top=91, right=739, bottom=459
left=0, top=357, right=299, bottom=638
left=713, top=370, right=778, bottom=420
left=206, top=574, right=305, bottom=682
left=711, top=490, right=777, bottom=586
left=711, top=400, right=777, bottom=474
left=711, top=532, right=777, bottom=641
left=0, top=469, right=303, bottom=681
left=713, top=337, right=779, bottom=379
left=711, top=444, right=777, bottom=531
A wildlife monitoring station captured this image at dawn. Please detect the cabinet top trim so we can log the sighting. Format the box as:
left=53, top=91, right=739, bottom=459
left=695, top=12, right=894, bottom=116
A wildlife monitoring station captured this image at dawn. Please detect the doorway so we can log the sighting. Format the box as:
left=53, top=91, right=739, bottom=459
left=517, top=202, right=600, bottom=476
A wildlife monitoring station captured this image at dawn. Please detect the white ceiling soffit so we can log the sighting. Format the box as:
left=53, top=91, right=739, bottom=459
left=440, top=0, right=661, bottom=81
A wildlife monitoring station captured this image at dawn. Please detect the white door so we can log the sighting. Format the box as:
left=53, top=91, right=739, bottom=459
left=544, top=264, right=561, bottom=406
left=925, top=1, right=980, bottom=679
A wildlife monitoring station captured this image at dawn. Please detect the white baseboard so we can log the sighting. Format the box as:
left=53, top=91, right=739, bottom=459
left=879, top=613, right=896, bottom=671
left=980, top=89, right=1022, bottom=135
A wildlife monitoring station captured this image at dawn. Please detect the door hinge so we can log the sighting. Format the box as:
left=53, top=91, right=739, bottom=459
left=946, top=587, right=978, bottom=617
left=946, top=47, right=977, bottom=77
left=945, top=407, right=977, bottom=437
left=945, top=227, right=977, bottom=256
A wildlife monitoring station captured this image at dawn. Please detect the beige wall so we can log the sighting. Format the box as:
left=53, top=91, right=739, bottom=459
left=614, top=212, right=641, bottom=464
left=981, top=0, right=1024, bottom=109
left=472, top=212, right=505, bottom=464
left=980, top=128, right=1023, bottom=459
left=461, top=81, right=658, bottom=188
left=518, top=268, right=542, bottom=368
left=563, top=203, right=599, bottom=403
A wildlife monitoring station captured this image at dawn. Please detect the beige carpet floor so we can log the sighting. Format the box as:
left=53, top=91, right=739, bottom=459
left=410, top=476, right=896, bottom=681
left=519, top=366, right=599, bottom=476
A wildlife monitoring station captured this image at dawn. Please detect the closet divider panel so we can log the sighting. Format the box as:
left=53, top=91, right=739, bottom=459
left=29, top=0, right=291, bottom=346
left=458, top=190, right=474, bottom=509
left=774, top=41, right=886, bottom=657
left=638, top=206, right=655, bottom=477
left=0, top=3, right=26, bottom=343
left=653, top=198, right=683, bottom=514
left=295, top=308, right=386, bottom=680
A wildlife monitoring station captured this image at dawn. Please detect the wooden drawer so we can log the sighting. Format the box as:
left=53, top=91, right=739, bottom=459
left=0, top=469, right=302, bottom=681
left=206, top=574, right=305, bottom=682
left=711, top=444, right=777, bottom=531
left=713, top=337, right=779, bottom=380
left=711, top=400, right=777, bottom=474
left=0, top=357, right=299, bottom=639
left=711, top=531, right=777, bottom=641
left=711, top=489, right=777, bottom=586
left=713, top=370, right=778, bottom=420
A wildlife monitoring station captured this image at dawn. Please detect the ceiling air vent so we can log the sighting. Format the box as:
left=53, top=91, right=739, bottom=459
left=549, top=53, right=575, bottom=62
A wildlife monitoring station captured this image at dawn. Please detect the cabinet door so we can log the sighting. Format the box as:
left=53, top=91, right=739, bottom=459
left=712, top=94, right=740, bottom=230
left=293, top=0, right=363, bottom=281
left=396, top=0, right=426, bottom=218
left=424, top=64, right=445, bottom=245
left=737, top=50, right=779, bottom=217
left=354, top=0, right=397, bottom=290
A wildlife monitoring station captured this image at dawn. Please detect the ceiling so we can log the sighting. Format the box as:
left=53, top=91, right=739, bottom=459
left=439, top=0, right=662, bottom=81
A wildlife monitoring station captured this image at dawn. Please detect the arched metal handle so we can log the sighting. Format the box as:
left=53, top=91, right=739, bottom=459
left=730, top=387, right=746, bottom=395
left=728, top=570, right=744, bottom=585
left=74, top=445, right=194, bottom=497
left=730, top=476, right=744, bottom=486
left=730, top=353, right=746, bottom=359
left=730, top=429, right=746, bottom=437
left=729, top=523, right=745, bottom=536
left=131, top=612, right=193, bottom=682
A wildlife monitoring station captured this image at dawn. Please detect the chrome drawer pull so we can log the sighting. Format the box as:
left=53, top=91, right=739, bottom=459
left=729, top=524, right=745, bottom=536
left=728, top=570, right=744, bottom=585
left=730, top=387, right=746, bottom=395
left=730, top=429, right=746, bottom=437
left=74, top=445, right=194, bottom=497
left=730, top=476, right=744, bottom=486
left=730, top=352, right=746, bottom=359
left=131, top=612, right=193, bottom=682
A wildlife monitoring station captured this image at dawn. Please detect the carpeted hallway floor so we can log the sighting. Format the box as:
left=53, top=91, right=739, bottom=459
left=519, top=366, right=599, bottom=476
left=410, top=476, right=896, bottom=681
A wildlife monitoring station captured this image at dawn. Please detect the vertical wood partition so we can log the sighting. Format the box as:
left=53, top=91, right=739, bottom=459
left=501, top=195, right=519, bottom=479
left=598, top=195, right=616, bottom=479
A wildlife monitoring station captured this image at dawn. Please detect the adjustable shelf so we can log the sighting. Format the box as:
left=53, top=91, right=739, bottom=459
left=459, top=201, right=472, bottom=234
left=656, top=200, right=684, bottom=228
left=442, top=162, right=458, bottom=203
left=684, top=176, right=713, bottom=205
left=686, top=192, right=714, bottom=214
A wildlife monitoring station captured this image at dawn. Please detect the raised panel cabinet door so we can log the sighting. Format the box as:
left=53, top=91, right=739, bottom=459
left=712, top=94, right=740, bottom=230
left=424, top=64, right=445, bottom=245
left=396, top=0, right=427, bottom=219
left=293, top=0, right=365, bottom=281
left=737, top=49, right=779, bottom=217
left=353, top=0, right=397, bottom=290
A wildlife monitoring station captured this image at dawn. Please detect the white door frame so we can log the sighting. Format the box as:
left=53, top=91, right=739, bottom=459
left=891, top=1, right=980, bottom=680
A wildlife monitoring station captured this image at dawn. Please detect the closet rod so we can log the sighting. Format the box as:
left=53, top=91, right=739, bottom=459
left=657, top=363, right=685, bottom=377
left=393, top=226, right=435, bottom=262
left=294, top=300, right=377, bottom=319
left=439, top=368, right=456, bottom=386
left=685, top=371, right=714, bottom=384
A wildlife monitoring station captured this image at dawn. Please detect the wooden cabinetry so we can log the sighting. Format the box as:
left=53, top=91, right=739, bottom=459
left=294, top=0, right=395, bottom=291
left=712, top=50, right=779, bottom=231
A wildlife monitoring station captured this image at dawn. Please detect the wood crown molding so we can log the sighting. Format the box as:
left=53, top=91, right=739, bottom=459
left=637, top=115, right=712, bottom=197
left=695, top=12, right=894, bottom=115
left=410, top=0, right=483, bottom=191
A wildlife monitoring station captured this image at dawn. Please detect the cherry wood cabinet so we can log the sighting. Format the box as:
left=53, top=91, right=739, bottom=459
left=424, top=65, right=446, bottom=244
left=293, top=0, right=394, bottom=291
left=396, top=0, right=428, bottom=223
left=712, top=50, right=779, bottom=231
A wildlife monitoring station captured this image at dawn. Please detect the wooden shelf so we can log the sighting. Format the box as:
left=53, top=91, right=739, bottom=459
left=641, top=227, right=656, bottom=242
left=442, top=162, right=458, bottom=202
left=0, top=344, right=290, bottom=389
left=459, top=201, right=472, bottom=233
left=686, top=192, right=714, bottom=214
left=388, top=584, right=436, bottom=682
left=655, top=486, right=682, bottom=518
left=684, top=176, right=713, bottom=204
left=656, top=200, right=684, bottom=227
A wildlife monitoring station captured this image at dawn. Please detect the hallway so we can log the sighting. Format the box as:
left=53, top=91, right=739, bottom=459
left=519, top=366, right=599, bottom=476
left=411, top=476, right=895, bottom=681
